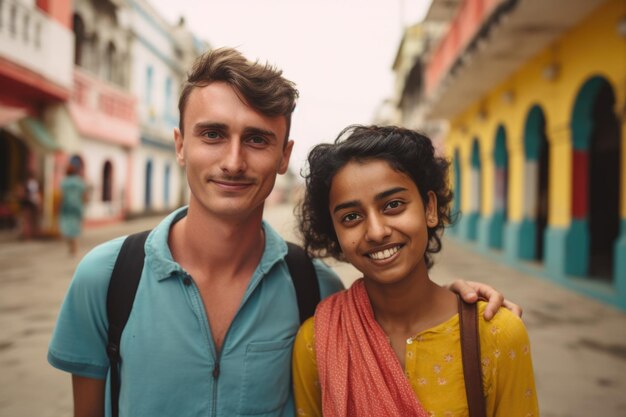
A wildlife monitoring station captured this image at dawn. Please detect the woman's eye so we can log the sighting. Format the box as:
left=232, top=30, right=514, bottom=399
left=385, top=200, right=404, bottom=211
left=342, top=213, right=360, bottom=223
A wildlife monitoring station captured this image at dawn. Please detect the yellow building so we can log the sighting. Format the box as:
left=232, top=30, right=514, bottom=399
left=396, top=0, right=626, bottom=309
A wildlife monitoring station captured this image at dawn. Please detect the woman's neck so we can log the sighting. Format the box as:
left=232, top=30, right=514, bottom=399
left=365, top=265, right=457, bottom=338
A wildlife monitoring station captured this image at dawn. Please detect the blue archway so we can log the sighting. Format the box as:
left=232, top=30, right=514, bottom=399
left=464, top=138, right=481, bottom=241
left=556, top=75, right=621, bottom=283
left=507, top=105, right=548, bottom=262
left=451, top=148, right=462, bottom=236
left=484, top=125, right=508, bottom=249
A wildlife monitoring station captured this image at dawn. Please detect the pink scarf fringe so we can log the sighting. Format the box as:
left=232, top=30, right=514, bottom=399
left=314, top=279, right=429, bottom=417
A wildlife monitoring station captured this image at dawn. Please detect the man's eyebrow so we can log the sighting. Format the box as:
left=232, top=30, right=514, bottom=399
left=193, top=122, right=228, bottom=132
left=374, top=187, right=407, bottom=201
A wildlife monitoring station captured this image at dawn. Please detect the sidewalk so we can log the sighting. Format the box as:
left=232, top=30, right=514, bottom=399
left=1, top=204, right=625, bottom=416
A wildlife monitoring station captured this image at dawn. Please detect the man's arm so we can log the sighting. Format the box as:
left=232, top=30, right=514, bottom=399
left=72, top=375, right=105, bottom=417
left=448, top=280, right=522, bottom=320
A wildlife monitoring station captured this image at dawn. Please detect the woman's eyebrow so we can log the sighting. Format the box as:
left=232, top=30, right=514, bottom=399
left=374, top=187, right=407, bottom=201
left=332, top=187, right=408, bottom=214
left=333, top=200, right=360, bottom=214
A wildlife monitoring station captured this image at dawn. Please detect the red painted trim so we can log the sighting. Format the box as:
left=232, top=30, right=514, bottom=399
left=36, top=0, right=73, bottom=28
left=0, top=57, right=70, bottom=103
left=572, top=150, right=588, bottom=219
left=425, top=0, right=499, bottom=96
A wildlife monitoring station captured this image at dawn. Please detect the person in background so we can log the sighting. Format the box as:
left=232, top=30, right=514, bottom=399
left=18, top=171, right=41, bottom=239
left=293, top=125, right=538, bottom=417
left=59, top=163, right=87, bottom=255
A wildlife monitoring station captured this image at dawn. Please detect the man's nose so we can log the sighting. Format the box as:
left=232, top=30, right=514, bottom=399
left=220, top=140, right=246, bottom=174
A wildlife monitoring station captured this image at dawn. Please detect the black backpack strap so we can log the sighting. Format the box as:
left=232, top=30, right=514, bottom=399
left=285, top=242, right=321, bottom=324
left=106, top=230, right=150, bottom=417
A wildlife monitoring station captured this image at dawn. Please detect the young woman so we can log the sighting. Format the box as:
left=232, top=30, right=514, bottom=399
left=293, top=125, right=538, bottom=417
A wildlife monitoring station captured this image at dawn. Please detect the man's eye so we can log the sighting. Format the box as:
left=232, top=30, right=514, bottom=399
left=248, top=136, right=267, bottom=145
left=203, top=131, right=220, bottom=139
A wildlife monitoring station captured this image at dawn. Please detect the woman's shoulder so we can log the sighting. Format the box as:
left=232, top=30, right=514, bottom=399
left=477, top=301, right=531, bottom=350
left=294, top=316, right=317, bottom=358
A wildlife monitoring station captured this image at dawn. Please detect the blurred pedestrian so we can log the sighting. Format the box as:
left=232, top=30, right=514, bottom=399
left=59, top=164, right=86, bottom=255
left=18, top=171, right=41, bottom=239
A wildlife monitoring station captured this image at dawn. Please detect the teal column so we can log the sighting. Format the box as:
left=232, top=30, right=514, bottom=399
left=479, top=211, right=505, bottom=249
left=504, top=219, right=535, bottom=261
left=544, top=225, right=568, bottom=278
left=615, top=220, right=626, bottom=304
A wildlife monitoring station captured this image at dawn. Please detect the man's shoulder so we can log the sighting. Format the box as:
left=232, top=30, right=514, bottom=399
left=71, top=236, right=127, bottom=289
left=311, top=258, right=345, bottom=297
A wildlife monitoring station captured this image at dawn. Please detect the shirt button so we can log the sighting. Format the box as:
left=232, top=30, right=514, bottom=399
left=406, top=338, right=413, bottom=345
left=183, top=277, right=192, bottom=286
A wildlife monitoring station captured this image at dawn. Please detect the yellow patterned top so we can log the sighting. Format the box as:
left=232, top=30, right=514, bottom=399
left=292, top=302, right=539, bottom=417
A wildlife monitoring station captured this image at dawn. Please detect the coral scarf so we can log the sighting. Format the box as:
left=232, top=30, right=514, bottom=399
left=314, top=279, right=429, bottom=417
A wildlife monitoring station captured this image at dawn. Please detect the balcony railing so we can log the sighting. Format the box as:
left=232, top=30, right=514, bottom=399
left=70, top=67, right=139, bottom=147
left=424, top=0, right=500, bottom=96
left=0, top=0, right=73, bottom=90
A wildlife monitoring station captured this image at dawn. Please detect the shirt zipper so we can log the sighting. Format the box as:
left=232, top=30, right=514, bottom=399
left=185, top=263, right=271, bottom=417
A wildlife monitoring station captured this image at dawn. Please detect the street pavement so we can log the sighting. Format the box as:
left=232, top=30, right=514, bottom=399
left=1, top=203, right=625, bottom=416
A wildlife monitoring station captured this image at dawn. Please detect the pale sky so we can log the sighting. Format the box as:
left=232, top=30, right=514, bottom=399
left=149, top=0, right=433, bottom=174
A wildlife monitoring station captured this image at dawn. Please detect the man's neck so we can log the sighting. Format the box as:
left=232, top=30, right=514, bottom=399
left=169, top=203, right=266, bottom=280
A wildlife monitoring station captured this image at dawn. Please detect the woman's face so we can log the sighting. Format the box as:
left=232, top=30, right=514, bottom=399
left=328, top=159, right=438, bottom=286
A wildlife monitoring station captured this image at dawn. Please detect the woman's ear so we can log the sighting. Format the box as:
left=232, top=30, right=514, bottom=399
left=426, top=191, right=438, bottom=228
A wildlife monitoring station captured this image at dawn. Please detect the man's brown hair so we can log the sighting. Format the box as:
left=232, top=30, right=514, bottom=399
left=178, top=47, right=299, bottom=144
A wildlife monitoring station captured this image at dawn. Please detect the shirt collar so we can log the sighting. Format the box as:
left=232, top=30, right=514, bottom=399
left=144, top=207, right=288, bottom=282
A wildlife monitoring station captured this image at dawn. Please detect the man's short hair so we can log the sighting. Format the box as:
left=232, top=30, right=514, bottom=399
left=178, top=47, right=299, bottom=144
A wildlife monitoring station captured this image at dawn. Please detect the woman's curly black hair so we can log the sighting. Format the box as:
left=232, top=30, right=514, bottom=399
left=297, top=125, right=455, bottom=269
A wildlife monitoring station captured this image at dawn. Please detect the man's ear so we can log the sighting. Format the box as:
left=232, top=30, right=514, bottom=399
left=174, top=128, right=185, bottom=167
left=278, top=139, right=294, bottom=175
left=426, top=191, right=438, bottom=227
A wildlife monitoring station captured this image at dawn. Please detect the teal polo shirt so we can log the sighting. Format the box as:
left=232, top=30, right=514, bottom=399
left=48, top=207, right=344, bottom=417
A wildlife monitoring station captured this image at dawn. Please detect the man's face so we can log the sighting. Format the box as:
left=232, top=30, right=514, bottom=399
left=174, top=82, right=293, bottom=220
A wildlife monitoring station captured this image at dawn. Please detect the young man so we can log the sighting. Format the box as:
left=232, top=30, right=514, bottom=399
left=48, top=48, right=515, bottom=417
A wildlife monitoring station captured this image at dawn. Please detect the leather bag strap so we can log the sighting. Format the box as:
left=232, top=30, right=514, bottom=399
left=458, top=296, right=487, bottom=417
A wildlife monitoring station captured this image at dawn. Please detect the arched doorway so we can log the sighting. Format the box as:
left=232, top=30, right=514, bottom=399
left=467, top=138, right=481, bottom=241
left=164, top=164, right=171, bottom=208
left=145, top=160, right=153, bottom=209
left=0, top=130, right=28, bottom=229
left=522, top=105, right=549, bottom=261
left=570, top=76, right=620, bottom=281
left=72, top=14, right=86, bottom=67
left=490, top=125, right=508, bottom=249
left=102, top=161, right=113, bottom=202
left=451, top=148, right=462, bottom=235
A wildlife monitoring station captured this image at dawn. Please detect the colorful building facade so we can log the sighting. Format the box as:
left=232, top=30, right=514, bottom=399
left=397, top=0, right=626, bottom=310
left=127, top=0, right=204, bottom=216
left=0, top=0, right=74, bottom=234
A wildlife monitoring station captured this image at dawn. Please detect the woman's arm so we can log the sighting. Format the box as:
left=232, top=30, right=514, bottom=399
left=486, top=311, right=539, bottom=417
